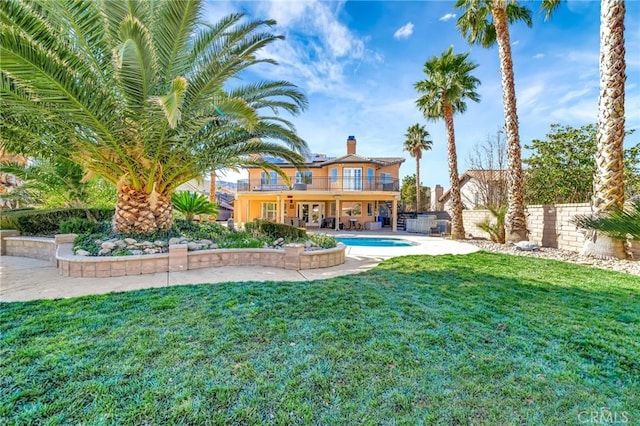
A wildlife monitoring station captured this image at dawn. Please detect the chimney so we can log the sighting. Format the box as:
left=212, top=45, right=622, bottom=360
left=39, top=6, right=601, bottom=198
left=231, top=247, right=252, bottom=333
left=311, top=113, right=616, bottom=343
left=431, top=184, right=444, bottom=210
left=346, top=135, right=356, bottom=155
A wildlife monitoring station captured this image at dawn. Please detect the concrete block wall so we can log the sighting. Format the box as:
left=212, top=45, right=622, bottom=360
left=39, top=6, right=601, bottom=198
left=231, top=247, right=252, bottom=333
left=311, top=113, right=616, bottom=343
left=462, top=203, right=608, bottom=253
left=461, top=210, right=493, bottom=239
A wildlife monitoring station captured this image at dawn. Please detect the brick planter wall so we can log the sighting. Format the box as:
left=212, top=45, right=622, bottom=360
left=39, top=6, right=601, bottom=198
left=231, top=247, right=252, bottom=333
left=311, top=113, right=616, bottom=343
left=1, top=232, right=346, bottom=278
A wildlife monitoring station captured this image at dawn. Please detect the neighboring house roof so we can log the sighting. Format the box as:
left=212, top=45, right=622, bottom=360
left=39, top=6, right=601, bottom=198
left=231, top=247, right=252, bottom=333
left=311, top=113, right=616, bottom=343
left=439, top=169, right=507, bottom=202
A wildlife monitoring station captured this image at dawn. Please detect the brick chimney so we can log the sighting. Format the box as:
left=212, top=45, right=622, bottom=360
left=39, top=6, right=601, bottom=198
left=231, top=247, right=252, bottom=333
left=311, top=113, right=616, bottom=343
left=431, top=184, right=444, bottom=210
left=346, top=135, right=356, bottom=155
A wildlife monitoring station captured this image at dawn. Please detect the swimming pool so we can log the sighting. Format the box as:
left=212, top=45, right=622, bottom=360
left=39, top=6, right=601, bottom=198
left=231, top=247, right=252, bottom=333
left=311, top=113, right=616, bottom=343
left=335, top=237, right=417, bottom=247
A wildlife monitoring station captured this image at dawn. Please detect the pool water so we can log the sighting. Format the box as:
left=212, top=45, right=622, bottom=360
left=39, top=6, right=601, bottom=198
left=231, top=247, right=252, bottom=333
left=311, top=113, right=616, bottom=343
left=335, top=237, right=416, bottom=247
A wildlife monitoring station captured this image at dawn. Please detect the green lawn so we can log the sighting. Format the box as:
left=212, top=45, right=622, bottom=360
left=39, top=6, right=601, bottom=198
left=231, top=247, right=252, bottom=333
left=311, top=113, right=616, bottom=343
left=1, top=252, right=638, bottom=424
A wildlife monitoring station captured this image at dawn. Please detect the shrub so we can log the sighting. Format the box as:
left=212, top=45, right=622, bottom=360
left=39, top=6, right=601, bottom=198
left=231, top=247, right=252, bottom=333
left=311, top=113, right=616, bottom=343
left=1, top=208, right=114, bottom=235
left=245, top=219, right=306, bottom=240
left=174, top=219, right=228, bottom=240
left=309, top=233, right=337, bottom=248
left=59, top=218, right=108, bottom=235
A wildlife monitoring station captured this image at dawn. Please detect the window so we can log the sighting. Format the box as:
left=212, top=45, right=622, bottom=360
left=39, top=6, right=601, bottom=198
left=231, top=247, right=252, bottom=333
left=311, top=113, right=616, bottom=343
left=367, top=202, right=373, bottom=216
left=261, top=171, right=277, bottom=185
left=380, top=172, right=391, bottom=184
left=330, top=168, right=338, bottom=183
left=260, top=202, right=277, bottom=220
left=343, top=167, right=362, bottom=191
left=295, top=171, right=313, bottom=184
left=367, top=168, right=374, bottom=189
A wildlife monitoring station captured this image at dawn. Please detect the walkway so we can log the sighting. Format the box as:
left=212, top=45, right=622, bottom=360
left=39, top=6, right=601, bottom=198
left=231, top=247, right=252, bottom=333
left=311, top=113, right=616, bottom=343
left=0, top=232, right=479, bottom=302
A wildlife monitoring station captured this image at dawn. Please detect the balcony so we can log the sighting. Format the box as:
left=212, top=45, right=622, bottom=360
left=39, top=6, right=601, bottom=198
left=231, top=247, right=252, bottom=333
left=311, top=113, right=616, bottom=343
left=237, top=177, right=400, bottom=193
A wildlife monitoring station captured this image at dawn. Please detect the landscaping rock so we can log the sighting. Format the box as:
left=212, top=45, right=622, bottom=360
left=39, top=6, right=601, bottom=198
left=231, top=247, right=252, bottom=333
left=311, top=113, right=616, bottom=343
left=169, top=237, right=182, bottom=245
left=75, top=249, right=91, bottom=256
left=187, top=242, right=200, bottom=251
left=130, top=250, right=144, bottom=255
left=101, top=241, right=116, bottom=250
left=154, top=240, right=168, bottom=247
left=98, top=248, right=112, bottom=256
left=124, top=238, right=137, bottom=245
left=114, top=240, right=128, bottom=249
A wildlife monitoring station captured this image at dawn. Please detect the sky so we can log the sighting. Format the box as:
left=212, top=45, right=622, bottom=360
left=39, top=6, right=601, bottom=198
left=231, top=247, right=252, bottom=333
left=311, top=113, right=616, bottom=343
left=204, top=0, right=640, bottom=190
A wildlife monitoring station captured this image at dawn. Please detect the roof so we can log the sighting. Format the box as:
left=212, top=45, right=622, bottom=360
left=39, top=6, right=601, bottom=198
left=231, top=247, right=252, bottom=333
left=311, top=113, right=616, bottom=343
left=319, top=154, right=405, bottom=167
left=439, top=169, right=507, bottom=202
left=255, top=153, right=405, bottom=169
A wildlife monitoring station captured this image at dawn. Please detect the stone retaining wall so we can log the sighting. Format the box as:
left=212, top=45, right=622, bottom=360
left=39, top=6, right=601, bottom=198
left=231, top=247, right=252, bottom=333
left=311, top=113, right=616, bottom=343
left=1, top=231, right=346, bottom=278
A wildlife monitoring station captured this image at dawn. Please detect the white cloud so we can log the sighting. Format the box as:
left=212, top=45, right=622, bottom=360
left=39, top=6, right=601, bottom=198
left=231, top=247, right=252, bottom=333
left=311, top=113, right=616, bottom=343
left=393, top=22, right=414, bottom=40
left=533, top=53, right=544, bottom=59
left=512, top=40, right=520, bottom=46
left=439, top=13, right=456, bottom=22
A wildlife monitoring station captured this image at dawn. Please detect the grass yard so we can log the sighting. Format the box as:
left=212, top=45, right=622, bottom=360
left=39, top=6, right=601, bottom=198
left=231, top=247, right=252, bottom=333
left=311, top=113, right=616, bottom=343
left=1, top=251, right=639, bottom=424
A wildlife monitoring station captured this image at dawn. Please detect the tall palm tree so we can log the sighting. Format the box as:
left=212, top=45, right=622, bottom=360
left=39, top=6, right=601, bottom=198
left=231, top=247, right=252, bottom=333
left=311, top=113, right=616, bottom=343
left=455, top=0, right=561, bottom=242
left=582, top=0, right=627, bottom=259
left=403, top=124, right=433, bottom=212
left=0, top=0, right=309, bottom=234
left=415, top=46, right=481, bottom=240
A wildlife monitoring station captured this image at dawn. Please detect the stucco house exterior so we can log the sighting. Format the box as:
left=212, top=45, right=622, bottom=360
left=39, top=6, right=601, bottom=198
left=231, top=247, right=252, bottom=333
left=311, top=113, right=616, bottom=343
left=234, top=136, right=405, bottom=231
left=439, top=169, right=507, bottom=211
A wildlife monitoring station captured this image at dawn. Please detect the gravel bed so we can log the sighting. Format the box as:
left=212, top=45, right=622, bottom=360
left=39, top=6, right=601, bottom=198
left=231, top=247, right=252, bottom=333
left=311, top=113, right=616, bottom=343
left=464, top=239, right=640, bottom=276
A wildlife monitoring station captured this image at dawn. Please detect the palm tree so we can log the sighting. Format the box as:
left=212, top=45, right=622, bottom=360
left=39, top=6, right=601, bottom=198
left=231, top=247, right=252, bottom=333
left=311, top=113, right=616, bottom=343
left=403, top=124, right=433, bottom=212
left=415, top=46, right=481, bottom=240
left=0, top=0, right=309, bottom=234
left=582, top=0, right=627, bottom=259
left=455, top=0, right=561, bottom=242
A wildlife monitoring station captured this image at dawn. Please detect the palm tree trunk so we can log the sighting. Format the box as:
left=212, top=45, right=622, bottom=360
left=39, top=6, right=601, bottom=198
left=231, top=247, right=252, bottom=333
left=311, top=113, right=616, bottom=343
left=492, top=2, right=528, bottom=243
left=416, top=157, right=421, bottom=212
left=209, top=172, right=219, bottom=220
left=582, top=0, right=626, bottom=259
left=444, top=104, right=465, bottom=239
left=114, top=185, right=173, bottom=234
left=209, top=172, right=216, bottom=203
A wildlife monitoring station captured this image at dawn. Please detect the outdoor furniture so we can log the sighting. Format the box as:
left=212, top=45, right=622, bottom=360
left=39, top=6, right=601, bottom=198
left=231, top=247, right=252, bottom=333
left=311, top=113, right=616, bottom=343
left=320, top=217, right=335, bottom=229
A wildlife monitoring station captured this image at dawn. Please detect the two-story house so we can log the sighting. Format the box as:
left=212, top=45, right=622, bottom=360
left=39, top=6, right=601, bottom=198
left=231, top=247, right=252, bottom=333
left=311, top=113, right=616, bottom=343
left=234, top=136, right=405, bottom=232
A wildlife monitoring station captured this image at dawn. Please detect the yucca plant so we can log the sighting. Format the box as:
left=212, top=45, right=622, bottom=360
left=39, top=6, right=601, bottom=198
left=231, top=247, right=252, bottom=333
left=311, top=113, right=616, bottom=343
left=476, top=204, right=507, bottom=244
left=573, top=200, right=640, bottom=241
left=171, top=191, right=219, bottom=223
left=0, top=0, right=308, bottom=234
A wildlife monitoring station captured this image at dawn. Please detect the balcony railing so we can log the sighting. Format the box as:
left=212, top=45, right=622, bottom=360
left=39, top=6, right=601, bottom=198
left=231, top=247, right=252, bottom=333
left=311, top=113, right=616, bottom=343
left=237, top=176, right=400, bottom=192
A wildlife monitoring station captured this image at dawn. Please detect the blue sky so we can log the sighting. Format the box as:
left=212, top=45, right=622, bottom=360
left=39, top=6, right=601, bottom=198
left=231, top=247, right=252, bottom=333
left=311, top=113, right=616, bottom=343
left=205, top=0, right=640, bottom=189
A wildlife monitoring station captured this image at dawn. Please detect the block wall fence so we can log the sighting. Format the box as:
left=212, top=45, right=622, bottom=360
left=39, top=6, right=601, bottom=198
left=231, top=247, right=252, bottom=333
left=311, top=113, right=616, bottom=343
left=462, top=202, right=639, bottom=256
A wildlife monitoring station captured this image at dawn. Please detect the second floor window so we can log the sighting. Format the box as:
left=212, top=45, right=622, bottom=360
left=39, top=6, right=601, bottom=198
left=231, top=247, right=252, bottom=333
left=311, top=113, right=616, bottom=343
left=295, top=171, right=313, bottom=184
left=330, top=168, right=338, bottom=183
left=380, top=172, right=391, bottom=184
left=261, top=171, right=277, bottom=185
left=367, top=168, right=374, bottom=185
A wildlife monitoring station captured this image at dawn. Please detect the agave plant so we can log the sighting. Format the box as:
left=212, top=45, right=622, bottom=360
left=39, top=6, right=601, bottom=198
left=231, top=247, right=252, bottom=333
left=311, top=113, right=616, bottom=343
left=573, top=200, right=640, bottom=241
left=0, top=0, right=308, bottom=234
left=171, top=191, right=219, bottom=222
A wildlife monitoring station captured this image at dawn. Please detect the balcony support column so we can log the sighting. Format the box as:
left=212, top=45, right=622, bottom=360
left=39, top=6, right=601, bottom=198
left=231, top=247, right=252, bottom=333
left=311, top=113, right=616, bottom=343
left=335, top=197, right=341, bottom=231
left=392, top=198, right=398, bottom=232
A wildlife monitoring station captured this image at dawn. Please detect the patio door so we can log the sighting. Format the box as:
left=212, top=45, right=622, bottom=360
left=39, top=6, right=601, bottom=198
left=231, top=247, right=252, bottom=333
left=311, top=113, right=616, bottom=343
left=343, top=167, right=362, bottom=191
left=297, top=202, right=324, bottom=227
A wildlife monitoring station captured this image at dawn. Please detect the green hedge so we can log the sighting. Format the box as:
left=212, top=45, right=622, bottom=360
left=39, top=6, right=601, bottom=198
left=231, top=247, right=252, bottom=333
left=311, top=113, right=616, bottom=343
left=244, top=219, right=307, bottom=240
left=0, top=208, right=114, bottom=235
